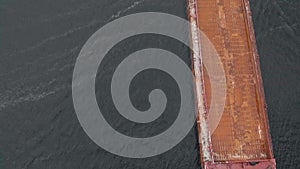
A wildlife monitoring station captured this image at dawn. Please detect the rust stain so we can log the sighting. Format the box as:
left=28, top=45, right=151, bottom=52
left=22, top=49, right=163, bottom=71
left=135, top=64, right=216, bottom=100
left=188, top=0, right=276, bottom=168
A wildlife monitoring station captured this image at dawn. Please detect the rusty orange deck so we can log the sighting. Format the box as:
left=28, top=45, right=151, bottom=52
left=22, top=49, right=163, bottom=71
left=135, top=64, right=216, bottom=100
left=188, top=0, right=276, bottom=168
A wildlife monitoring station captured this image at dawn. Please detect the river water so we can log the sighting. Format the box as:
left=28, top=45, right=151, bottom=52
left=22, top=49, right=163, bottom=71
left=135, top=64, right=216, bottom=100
left=0, top=0, right=299, bottom=168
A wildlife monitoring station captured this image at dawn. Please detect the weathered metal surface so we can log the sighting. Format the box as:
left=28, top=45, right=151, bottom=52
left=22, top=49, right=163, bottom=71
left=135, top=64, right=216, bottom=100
left=188, top=0, right=276, bottom=168
left=205, top=159, right=276, bottom=169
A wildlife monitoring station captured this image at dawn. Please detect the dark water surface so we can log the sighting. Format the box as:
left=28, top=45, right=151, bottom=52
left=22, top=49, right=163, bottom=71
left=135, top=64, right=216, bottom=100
left=250, top=0, right=300, bottom=168
left=0, top=0, right=299, bottom=169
